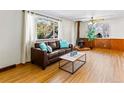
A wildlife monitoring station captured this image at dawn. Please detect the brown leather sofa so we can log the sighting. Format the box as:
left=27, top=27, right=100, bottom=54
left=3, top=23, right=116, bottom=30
left=31, top=40, right=73, bottom=70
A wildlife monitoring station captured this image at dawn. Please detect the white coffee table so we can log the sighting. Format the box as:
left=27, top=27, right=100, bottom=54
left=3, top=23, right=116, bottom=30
left=59, top=51, right=86, bottom=74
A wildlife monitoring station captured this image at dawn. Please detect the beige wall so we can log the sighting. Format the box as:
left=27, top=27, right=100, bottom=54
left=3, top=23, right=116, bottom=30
left=0, top=11, right=76, bottom=68
left=0, top=10, right=22, bottom=68
left=80, top=17, right=124, bottom=38
left=80, top=22, right=88, bottom=38
left=60, top=19, right=76, bottom=45
left=105, top=18, right=124, bottom=38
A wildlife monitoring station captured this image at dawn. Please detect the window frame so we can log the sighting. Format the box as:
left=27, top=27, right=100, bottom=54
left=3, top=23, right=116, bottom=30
left=35, top=16, right=59, bottom=41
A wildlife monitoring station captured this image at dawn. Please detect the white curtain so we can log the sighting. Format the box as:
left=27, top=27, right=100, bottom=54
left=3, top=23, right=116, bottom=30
left=58, top=21, right=62, bottom=40
left=21, top=11, right=36, bottom=63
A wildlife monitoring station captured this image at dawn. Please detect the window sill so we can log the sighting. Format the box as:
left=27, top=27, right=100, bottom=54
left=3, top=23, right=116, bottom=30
left=36, top=38, right=59, bottom=42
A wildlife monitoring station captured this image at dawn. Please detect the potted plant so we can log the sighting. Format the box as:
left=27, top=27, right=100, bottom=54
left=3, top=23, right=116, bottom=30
left=87, top=27, right=96, bottom=49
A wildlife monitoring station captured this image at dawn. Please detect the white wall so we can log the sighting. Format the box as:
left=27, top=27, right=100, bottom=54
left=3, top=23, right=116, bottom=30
left=80, top=17, right=124, bottom=38
left=0, top=10, right=22, bottom=68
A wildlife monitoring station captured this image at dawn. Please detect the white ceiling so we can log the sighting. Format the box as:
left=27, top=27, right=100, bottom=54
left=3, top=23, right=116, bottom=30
left=34, top=10, right=124, bottom=21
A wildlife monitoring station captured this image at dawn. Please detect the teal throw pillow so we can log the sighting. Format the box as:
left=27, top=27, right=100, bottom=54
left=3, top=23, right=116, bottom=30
left=60, top=40, right=69, bottom=48
left=39, top=42, right=48, bottom=52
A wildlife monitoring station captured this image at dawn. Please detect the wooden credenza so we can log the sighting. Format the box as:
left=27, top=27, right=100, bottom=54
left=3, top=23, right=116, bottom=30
left=83, top=38, right=124, bottom=51
left=93, top=38, right=111, bottom=49
left=110, top=39, right=124, bottom=51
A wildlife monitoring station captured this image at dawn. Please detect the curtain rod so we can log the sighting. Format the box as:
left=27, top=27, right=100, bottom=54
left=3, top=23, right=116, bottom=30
left=22, top=10, right=61, bottom=21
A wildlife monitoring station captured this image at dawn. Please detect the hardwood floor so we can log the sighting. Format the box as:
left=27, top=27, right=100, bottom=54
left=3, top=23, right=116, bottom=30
left=1, top=48, right=124, bottom=83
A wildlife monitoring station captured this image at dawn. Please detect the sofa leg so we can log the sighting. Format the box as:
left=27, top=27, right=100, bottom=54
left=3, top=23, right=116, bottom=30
left=42, top=66, right=46, bottom=70
left=31, top=61, right=34, bottom=64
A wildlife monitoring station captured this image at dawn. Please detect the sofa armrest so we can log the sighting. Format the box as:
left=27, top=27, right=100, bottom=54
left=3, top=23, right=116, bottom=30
left=69, top=44, right=73, bottom=51
left=31, top=48, right=49, bottom=69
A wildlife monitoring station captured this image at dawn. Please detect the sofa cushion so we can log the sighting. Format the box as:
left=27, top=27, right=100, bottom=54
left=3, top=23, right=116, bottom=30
left=48, top=42, right=58, bottom=50
left=56, top=41, right=60, bottom=49
left=48, top=50, right=59, bottom=59
left=64, top=48, right=71, bottom=53
left=56, top=49, right=66, bottom=56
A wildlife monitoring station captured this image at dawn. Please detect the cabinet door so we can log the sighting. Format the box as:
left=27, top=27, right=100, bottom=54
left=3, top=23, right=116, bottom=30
left=111, top=39, right=124, bottom=51
left=94, top=39, right=111, bottom=49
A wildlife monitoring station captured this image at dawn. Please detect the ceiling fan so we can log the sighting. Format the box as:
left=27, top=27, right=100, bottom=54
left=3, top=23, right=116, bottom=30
left=77, top=17, right=104, bottom=24
left=89, top=17, right=104, bottom=23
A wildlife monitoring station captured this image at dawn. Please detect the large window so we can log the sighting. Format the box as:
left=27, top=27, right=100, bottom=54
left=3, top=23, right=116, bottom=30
left=36, top=18, right=59, bottom=39
left=88, top=22, right=110, bottom=38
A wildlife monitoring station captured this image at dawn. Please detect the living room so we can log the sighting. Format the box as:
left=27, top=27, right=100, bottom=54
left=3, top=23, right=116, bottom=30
left=0, top=10, right=124, bottom=83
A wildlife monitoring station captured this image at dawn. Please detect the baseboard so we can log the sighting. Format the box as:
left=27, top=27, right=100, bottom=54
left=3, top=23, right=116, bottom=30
left=0, top=64, right=16, bottom=72
left=16, top=61, right=31, bottom=66
left=0, top=62, right=31, bottom=72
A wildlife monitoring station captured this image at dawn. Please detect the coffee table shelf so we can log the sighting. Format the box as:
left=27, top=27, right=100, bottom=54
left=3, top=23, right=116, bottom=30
left=59, top=51, right=86, bottom=74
